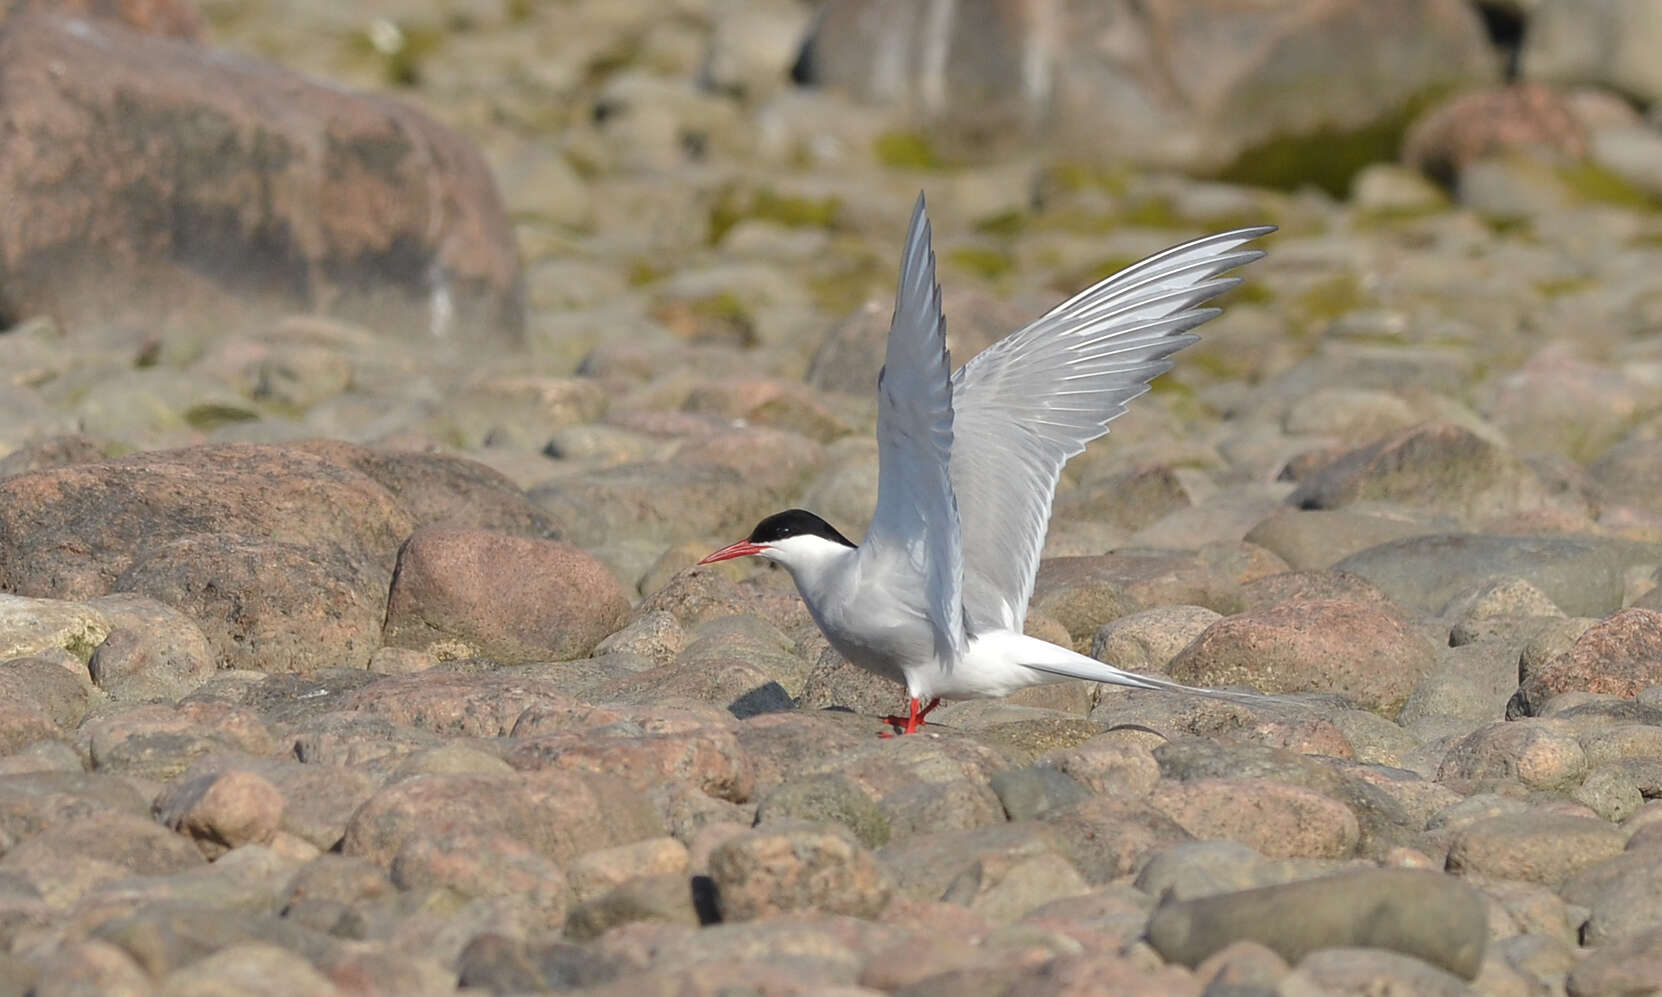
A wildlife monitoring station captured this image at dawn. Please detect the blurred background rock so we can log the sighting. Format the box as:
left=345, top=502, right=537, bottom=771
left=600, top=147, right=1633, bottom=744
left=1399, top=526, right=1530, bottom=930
left=2, top=0, right=1660, bottom=361
left=6, top=0, right=1662, bottom=545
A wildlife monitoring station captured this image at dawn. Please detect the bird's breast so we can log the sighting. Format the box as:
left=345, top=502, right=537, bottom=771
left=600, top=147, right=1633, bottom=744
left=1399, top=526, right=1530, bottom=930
left=803, top=575, right=938, bottom=685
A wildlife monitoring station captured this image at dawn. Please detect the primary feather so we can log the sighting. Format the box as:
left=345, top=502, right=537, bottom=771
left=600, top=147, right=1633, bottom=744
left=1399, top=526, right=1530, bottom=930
left=950, top=226, right=1276, bottom=633
left=861, top=194, right=967, bottom=665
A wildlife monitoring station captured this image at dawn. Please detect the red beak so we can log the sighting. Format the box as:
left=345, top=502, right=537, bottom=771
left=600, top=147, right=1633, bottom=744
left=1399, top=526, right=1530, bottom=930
left=699, top=539, right=768, bottom=564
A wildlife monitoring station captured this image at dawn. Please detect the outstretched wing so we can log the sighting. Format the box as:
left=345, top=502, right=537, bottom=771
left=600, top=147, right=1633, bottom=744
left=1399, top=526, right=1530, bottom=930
left=950, top=226, right=1276, bottom=632
left=862, top=194, right=966, bottom=663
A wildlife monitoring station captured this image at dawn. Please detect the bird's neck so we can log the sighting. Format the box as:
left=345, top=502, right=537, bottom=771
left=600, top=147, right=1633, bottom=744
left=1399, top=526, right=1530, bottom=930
left=770, top=536, right=860, bottom=597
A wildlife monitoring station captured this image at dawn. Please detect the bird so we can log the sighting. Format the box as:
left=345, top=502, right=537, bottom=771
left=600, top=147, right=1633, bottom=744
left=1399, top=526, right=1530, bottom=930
left=700, top=194, right=1276, bottom=735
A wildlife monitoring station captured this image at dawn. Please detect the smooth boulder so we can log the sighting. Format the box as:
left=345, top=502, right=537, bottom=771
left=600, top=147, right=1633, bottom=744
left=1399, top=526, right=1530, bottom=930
left=0, top=13, right=521, bottom=347
left=1146, top=868, right=1488, bottom=979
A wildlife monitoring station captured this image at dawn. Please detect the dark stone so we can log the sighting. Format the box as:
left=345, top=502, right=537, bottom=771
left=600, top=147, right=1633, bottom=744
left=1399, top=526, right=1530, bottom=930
left=1147, top=869, right=1488, bottom=980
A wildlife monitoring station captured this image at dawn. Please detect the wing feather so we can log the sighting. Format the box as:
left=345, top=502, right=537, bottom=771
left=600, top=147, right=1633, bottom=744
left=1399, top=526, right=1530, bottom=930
left=951, top=226, right=1275, bottom=632
left=863, top=194, right=966, bottom=662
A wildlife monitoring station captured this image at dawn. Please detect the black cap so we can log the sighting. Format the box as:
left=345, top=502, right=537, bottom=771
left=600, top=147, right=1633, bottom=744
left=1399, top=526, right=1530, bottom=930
left=747, top=509, right=855, bottom=549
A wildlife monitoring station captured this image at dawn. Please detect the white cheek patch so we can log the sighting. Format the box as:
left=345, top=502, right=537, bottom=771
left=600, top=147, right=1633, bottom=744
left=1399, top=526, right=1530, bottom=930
left=768, top=534, right=854, bottom=564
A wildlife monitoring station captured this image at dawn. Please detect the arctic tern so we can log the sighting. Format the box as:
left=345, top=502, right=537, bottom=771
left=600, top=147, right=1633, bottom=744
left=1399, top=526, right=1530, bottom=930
left=702, top=194, right=1275, bottom=734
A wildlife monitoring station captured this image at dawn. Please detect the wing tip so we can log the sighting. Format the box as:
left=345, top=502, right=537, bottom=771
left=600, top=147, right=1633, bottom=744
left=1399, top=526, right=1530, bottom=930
left=901, top=190, right=936, bottom=287
left=908, top=191, right=932, bottom=254
left=894, top=190, right=946, bottom=357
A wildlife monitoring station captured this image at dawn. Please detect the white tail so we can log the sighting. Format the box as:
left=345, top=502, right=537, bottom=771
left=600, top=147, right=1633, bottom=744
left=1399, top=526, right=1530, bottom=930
left=1002, top=632, right=1302, bottom=707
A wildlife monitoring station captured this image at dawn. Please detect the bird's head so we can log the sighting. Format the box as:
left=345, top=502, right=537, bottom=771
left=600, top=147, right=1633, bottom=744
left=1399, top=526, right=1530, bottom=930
left=699, top=508, right=856, bottom=572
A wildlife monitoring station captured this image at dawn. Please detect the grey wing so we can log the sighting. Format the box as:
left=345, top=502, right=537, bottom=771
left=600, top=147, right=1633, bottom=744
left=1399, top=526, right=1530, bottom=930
left=862, top=194, right=966, bottom=662
left=950, top=225, right=1276, bottom=632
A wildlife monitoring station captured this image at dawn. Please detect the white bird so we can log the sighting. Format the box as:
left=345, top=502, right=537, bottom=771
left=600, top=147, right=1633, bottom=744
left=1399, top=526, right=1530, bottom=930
left=701, top=194, right=1275, bottom=735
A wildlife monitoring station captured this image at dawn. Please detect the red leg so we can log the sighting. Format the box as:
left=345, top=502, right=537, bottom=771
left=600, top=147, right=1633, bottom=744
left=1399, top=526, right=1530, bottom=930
left=879, top=697, right=942, bottom=737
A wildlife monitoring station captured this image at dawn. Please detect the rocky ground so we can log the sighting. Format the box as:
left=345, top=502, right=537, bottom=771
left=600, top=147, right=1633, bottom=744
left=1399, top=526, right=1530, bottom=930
left=2, top=0, right=1662, bottom=994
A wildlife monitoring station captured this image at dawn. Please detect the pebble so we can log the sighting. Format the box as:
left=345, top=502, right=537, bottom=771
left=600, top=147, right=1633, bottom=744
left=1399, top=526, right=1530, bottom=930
left=1442, top=575, right=1566, bottom=620
left=1166, top=597, right=1436, bottom=713
left=1242, top=509, right=1439, bottom=573
left=1473, top=877, right=1578, bottom=945
left=507, top=724, right=756, bottom=803
left=28, top=941, right=144, bottom=997
left=1146, top=777, right=1360, bottom=860
left=755, top=774, right=891, bottom=848
left=1436, top=719, right=1588, bottom=791
left=564, top=873, right=703, bottom=940
left=340, top=770, right=662, bottom=867
left=155, top=942, right=341, bottom=997
left=84, top=593, right=218, bottom=702
left=567, top=837, right=691, bottom=905
left=1288, top=422, right=1555, bottom=524
left=1572, top=764, right=1644, bottom=823
left=1564, top=925, right=1662, bottom=997
left=941, top=850, right=1090, bottom=924
left=1147, top=868, right=1487, bottom=979
left=1034, top=735, right=1161, bottom=799
left=1444, top=812, right=1626, bottom=886
left=1335, top=534, right=1627, bottom=620
left=1560, top=847, right=1662, bottom=946
left=1042, top=796, right=1194, bottom=885
left=707, top=825, right=892, bottom=920
left=1515, top=607, right=1662, bottom=714
left=1279, top=946, right=1470, bottom=996
left=153, top=768, right=284, bottom=859
left=389, top=828, right=570, bottom=934
left=1238, top=568, right=1392, bottom=610
left=1088, top=606, right=1220, bottom=675
left=381, top=528, right=630, bottom=663
left=1031, top=551, right=1242, bottom=644
left=1399, top=642, right=1520, bottom=735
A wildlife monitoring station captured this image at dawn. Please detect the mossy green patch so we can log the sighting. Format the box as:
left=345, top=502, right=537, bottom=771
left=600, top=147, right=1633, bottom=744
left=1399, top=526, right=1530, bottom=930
left=347, top=22, right=445, bottom=87
left=1533, top=276, right=1594, bottom=299
left=687, top=291, right=751, bottom=323
left=1031, top=212, right=1121, bottom=238
left=945, top=246, right=1015, bottom=282
left=807, top=247, right=889, bottom=314
left=1291, top=272, right=1370, bottom=328
left=1147, top=376, right=1209, bottom=422
left=1184, top=344, right=1258, bottom=382
left=184, top=403, right=260, bottom=432
left=581, top=38, right=643, bottom=87
left=874, top=130, right=944, bottom=170
left=1353, top=202, right=1450, bottom=230
left=1117, top=196, right=1185, bottom=229
left=1218, top=280, right=1276, bottom=308
left=1557, top=163, right=1662, bottom=212
left=62, top=626, right=106, bottom=663
left=1216, top=91, right=1446, bottom=199
left=709, top=187, right=842, bottom=245
left=627, top=259, right=663, bottom=287
left=758, top=775, right=890, bottom=847
left=658, top=291, right=758, bottom=347
left=974, top=210, right=1027, bottom=238
left=1039, top=162, right=1132, bottom=197
left=1480, top=214, right=1534, bottom=239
